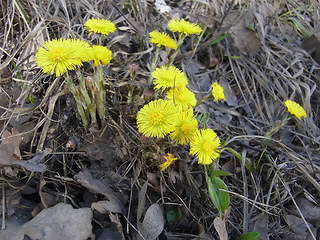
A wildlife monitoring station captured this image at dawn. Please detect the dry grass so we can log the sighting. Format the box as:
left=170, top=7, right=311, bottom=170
left=0, top=0, right=319, bottom=239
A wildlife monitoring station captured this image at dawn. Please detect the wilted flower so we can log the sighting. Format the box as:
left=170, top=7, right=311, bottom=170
left=284, top=100, right=307, bottom=120
left=211, top=82, right=225, bottom=102
left=159, top=153, right=177, bottom=171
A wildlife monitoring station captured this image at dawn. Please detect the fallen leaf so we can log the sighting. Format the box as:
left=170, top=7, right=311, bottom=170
left=214, top=216, right=228, bottom=240
left=75, top=169, right=125, bottom=214
left=138, top=204, right=164, bottom=240
left=253, top=214, right=268, bottom=240
left=2, top=127, right=23, bottom=159
left=92, top=200, right=124, bottom=214
left=285, top=214, right=317, bottom=240
left=8, top=203, right=93, bottom=240
left=233, top=27, right=261, bottom=56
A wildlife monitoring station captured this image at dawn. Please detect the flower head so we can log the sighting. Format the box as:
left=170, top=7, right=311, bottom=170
left=166, top=86, right=196, bottom=109
left=168, top=19, right=202, bottom=36
left=190, top=129, right=221, bottom=165
left=84, top=18, right=116, bottom=35
left=211, top=82, right=225, bottom=102
left=170, top=109, right=198, bottom=145
left=159, top=153, right=177, bottom=171
left=91, top=45, right=112, bottom=66
left=35, top=38, right=92, bottom=76
left=152, top=66, right=188, bottom=92
left=284, top=100, right=307, bottom=120
left=137, top=99, right=179, bottom=138
left=149, top=30, right=177, bottom=49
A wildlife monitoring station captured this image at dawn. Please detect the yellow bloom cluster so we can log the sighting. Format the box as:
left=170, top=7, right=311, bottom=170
left=137, top=18, right=222, bottom=168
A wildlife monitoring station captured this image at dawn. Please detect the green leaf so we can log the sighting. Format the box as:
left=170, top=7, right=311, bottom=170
left=166, top=210, right=181, bottom=223
left=209, top=34, right=230, bottom=46
left=210, top=170, right=232, bottom=178
left=237, top=232, right=259, bottom=240
left=211, top=177, right=230, bottom=212
left=207, top=177, right=221, bottom=211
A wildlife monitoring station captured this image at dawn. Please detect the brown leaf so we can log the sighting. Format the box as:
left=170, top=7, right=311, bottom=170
left=0, top=144, right=15, bottom=165
left=253, top=214, right=268, bottom=240
left=214, top=217, right=228, bottom=240
left=92, top=200, right=124, bottom=214
left=138, top=204, right=164, bottom=240
left=9, top=203, right=93, bottom=240
left=2, top=127, right=23, bottom=159
left=233, top=27, right=261, bottom=56
left=74, top=169, right=125, bottom=214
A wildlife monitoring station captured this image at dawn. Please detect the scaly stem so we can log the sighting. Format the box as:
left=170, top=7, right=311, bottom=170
left=147, top=46, right=161, bottom=85
left=93, top=65, right=106, bottom=120
left=167, top=34, right=186, bottom=67
left=65, top=73, right=89, bottom=126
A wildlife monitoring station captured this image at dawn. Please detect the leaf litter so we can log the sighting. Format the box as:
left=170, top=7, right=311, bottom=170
left=0, top=0, right=319, bottom=239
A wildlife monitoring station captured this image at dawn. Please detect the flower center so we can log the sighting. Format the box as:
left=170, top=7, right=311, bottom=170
left=202, top=141, right=212, bottom=152
left=51, top=47, right=67, bottom=61
left=150, top=110, right=164, bottom=125
left=181, top=123, right=189, bottom=134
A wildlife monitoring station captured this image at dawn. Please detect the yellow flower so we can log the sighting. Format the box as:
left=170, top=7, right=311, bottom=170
left=166, top=86, right=196, bottom=109
left=168, top=18, right=202, bottom=36
left=190, top=129, right=221, bottom=165
left=84, top=18, right=116, bottom=35
left=137, top=99, right=179, bottom=138
left=170, top=109, right=198, bottom=145
left=92, top=45, right=112, bottom=66
left=284, top=100, right=307, bottom=120
left=35, top=38, right=91, bottom=76
left=152, top=66, right=188, bottom=92
left=211, top=82, right=225, bottom=102
left=159, top=153, right=177, bottom=171
left=149, top=30, right=177, bottom=49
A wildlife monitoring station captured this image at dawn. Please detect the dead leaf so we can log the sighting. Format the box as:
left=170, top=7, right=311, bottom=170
left=75, top=169, right=125, bottom=214
left=285, top=214, right=317, bottom=240
left=137, top=181, right=148, bottom=221
left=253, top=214, right=268, bottom=240
left=214, top=216, right=228, bottom=240
left=39, top=179, right=58, bottom=209
left=2, top=127, right=23, bottom=159
left=8, top=203, right=93, bottom=240
left=291, top=198, right=320, bottom=223
left=92, top=200, right=124, bottom=214
left=0, top=144, right=15, bottom=165
left=302, top=34, right=320, bottom=64
left=138, top=204, right=164, bottom=240
left=233, top=27, right=261, bottom=56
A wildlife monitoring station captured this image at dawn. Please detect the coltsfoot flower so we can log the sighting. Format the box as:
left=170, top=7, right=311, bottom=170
left=190, top=129, right=221, bottom=165
left=211, top=82, right=225, bottom=102
left=84, top=18, right=116, bottom=35
left=92, top=45, right=112, bottom=66
left=35, top=38, right=92, bottom=76
left=284, top=100, right=307, bottom=120
left=170, top=109, right=198, bottom=145
left=152, top=66, right=188, bottom=92
left=159, top=153, right=177, bottom=171
left=149, top=30, right=177, bottom=49
left=168, top=18, right=202, bottom=36
left=137, top=99, right=179, bottom=138
left=166, top=86, right=196, bottom=109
